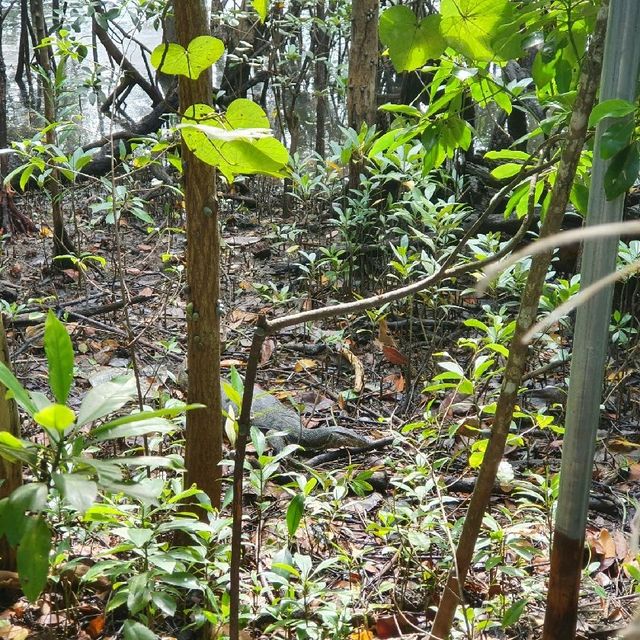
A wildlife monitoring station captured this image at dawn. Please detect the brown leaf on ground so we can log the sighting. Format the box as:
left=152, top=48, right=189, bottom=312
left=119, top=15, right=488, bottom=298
left=260, top=337, right=276, bottom=364
left=382, top=345, right=409, bottom=366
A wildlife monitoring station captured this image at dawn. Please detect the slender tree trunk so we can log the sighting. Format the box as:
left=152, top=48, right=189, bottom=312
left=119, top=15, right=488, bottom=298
left=543, top=2, right=638, bottom=637
left=429, top=4, right=609, bottom=638
left=175, top=0, right=222, bottom=509
left=15, top=0, right=32, bottom=86
left=312, top=0, right=329, bottom=157
left=347, top=0, right=378, bottom=189
left=0, top=316, right=22, bottom=571
left=29, top=0, right=74, bottom=262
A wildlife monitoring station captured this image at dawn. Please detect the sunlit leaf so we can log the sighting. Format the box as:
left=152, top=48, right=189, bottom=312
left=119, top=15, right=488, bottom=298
left=286, top=493, right=305, bottom=537
left=252, top=0, right=269, bottom=22
left=379, top=6, right=445, bottom=72
left=34, top=403, right=76, bottom=432
left=440, top=0, right=517, bottom=61
left=181, top=100, right=289, bottom=181
left=150, top=36, right=223, bottom=80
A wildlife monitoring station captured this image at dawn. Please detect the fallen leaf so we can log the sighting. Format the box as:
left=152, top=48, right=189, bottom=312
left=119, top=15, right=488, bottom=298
left=382, top=345, right=409, bottom=366
left=294, top=358, right=318, bottom=372
left=340, top=347, right=365, bottom=393
left=349, top=627, right=374, bottom=640
left=140, top=287, right=153, bottom=297
left=0, top=624, right=29, bottom=639
left=378, top=318, right=397, bottom=348
left=63, top=269, right=79, bottom=281
left=260, top=338, right=276, bottom=365
left=221, top=359, right=245, bottom=368
left=86, top=615, right=106, bottom=639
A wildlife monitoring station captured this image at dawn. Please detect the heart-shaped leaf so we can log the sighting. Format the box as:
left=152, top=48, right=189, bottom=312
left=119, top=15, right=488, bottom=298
left=151, top=35, right=224, bottom=80
left=441, top=0, right=519, bottom=62
left=379, top=6, right=445, bottom=72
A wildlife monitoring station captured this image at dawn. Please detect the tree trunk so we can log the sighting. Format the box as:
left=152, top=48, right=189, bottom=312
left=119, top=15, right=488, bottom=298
left=0, top=316, right=22, bottom=571
left=175, top=0, right=222, bottom=510
left=29, top=0, right=74, bottom=262
left=543, top=2, right=638, bottom=637
left=347, top=0, right=378, bottom=189
left=312, top=0, right=329, bottom=157
left=429, top=4, right=609, bottom=637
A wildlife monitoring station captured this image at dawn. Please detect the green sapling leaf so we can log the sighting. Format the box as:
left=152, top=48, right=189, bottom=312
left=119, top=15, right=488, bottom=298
left=17, top=516, right=51, bottom=602
left=44, top=311, right=74, bottom=405
left=150, top=36, right=224, bottom=80
left=286, top=493, right=305, bottom=538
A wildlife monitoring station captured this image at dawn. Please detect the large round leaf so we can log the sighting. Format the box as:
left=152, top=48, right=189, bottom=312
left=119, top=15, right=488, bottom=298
left=379, top=6, right=445, bottom=72
left=441, top=0, right=519, bottom=62
left=181, top=99, right=289, bottom=181
left=151, top=36, right=224, bottom=80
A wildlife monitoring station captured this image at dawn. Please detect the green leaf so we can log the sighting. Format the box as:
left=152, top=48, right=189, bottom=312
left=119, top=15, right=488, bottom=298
left=490, top=163, right=523, bottom=180
left=0, top=432, right=27, bottom=463
left=102, top=478, right=165, bottom=506
left=150, top=36, right=224, bottom=80
left=588, top=99, right=636, bottom=128
left=379, top=6, right=445, bottom=72
left=151, top=591, right=177, bottom=617
left=3, top=483, right=48, bottom=544
left=127, top=573, right=152, bottom=616
left=17, top=516, right=51, bottom=602
left=570, top=182, right=590, bottom=216
left=484, top=150, right=531, bottom=162
left=115, top=526, right=154, bottom=548
left=599, top=118, right=634, bottom=160
left=160, top=572, right=203, bottom=590
left=52, top=474, right=97, bottom=513
left=76, top=377, right=137, bottom=427
left=44, top=311, right=74, bottom=405
left=90, top=416, right=175, bottom=442
left=252, top=0, right=268, bottom=22
left=440, top=0, right=516, bottom=62
left=180, top=100, right=289, bottom=181
left=123, top=620, right=159, bottom=640
left=502, top=598, right=527, bottom=627
left=0, top=362, right=37, bottom=415
left=604, top=141, right=640, bottom=200
left=34, top=403, right=75, bottom=432
left=286, top=493, right=305, bottom=537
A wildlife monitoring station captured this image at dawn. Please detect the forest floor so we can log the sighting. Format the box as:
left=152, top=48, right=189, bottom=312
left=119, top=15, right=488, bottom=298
left=1, top=178, right=640, bottom=639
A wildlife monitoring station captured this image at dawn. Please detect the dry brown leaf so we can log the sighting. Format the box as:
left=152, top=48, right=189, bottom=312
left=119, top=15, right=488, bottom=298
left=377, top=318, right=397, bottom=348
left=382, top=345, right=409, bottom=366
left=339, top=347, right=365, bottom=393
left=294, top=358, right=318, bottom=372
left=260, top=338, right=276, bottom=365
left=86, top=615, right=106, bottom=639
left=0, top=624, right=29, bottom=640
left=221, top=359, right=245, bottom=368
left=0, top=571, right=20, bottom=590
left=349, top=627, right=374, bottom=640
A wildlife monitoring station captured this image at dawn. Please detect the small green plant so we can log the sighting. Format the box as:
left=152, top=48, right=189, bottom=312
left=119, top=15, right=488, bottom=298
left=610, top=310, right=638, bottom=346
left=81, top=486, right=232, bottom=635
left=253, top=281, right=297, bottom=306
left=0, top=311, right=197, bottom=604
